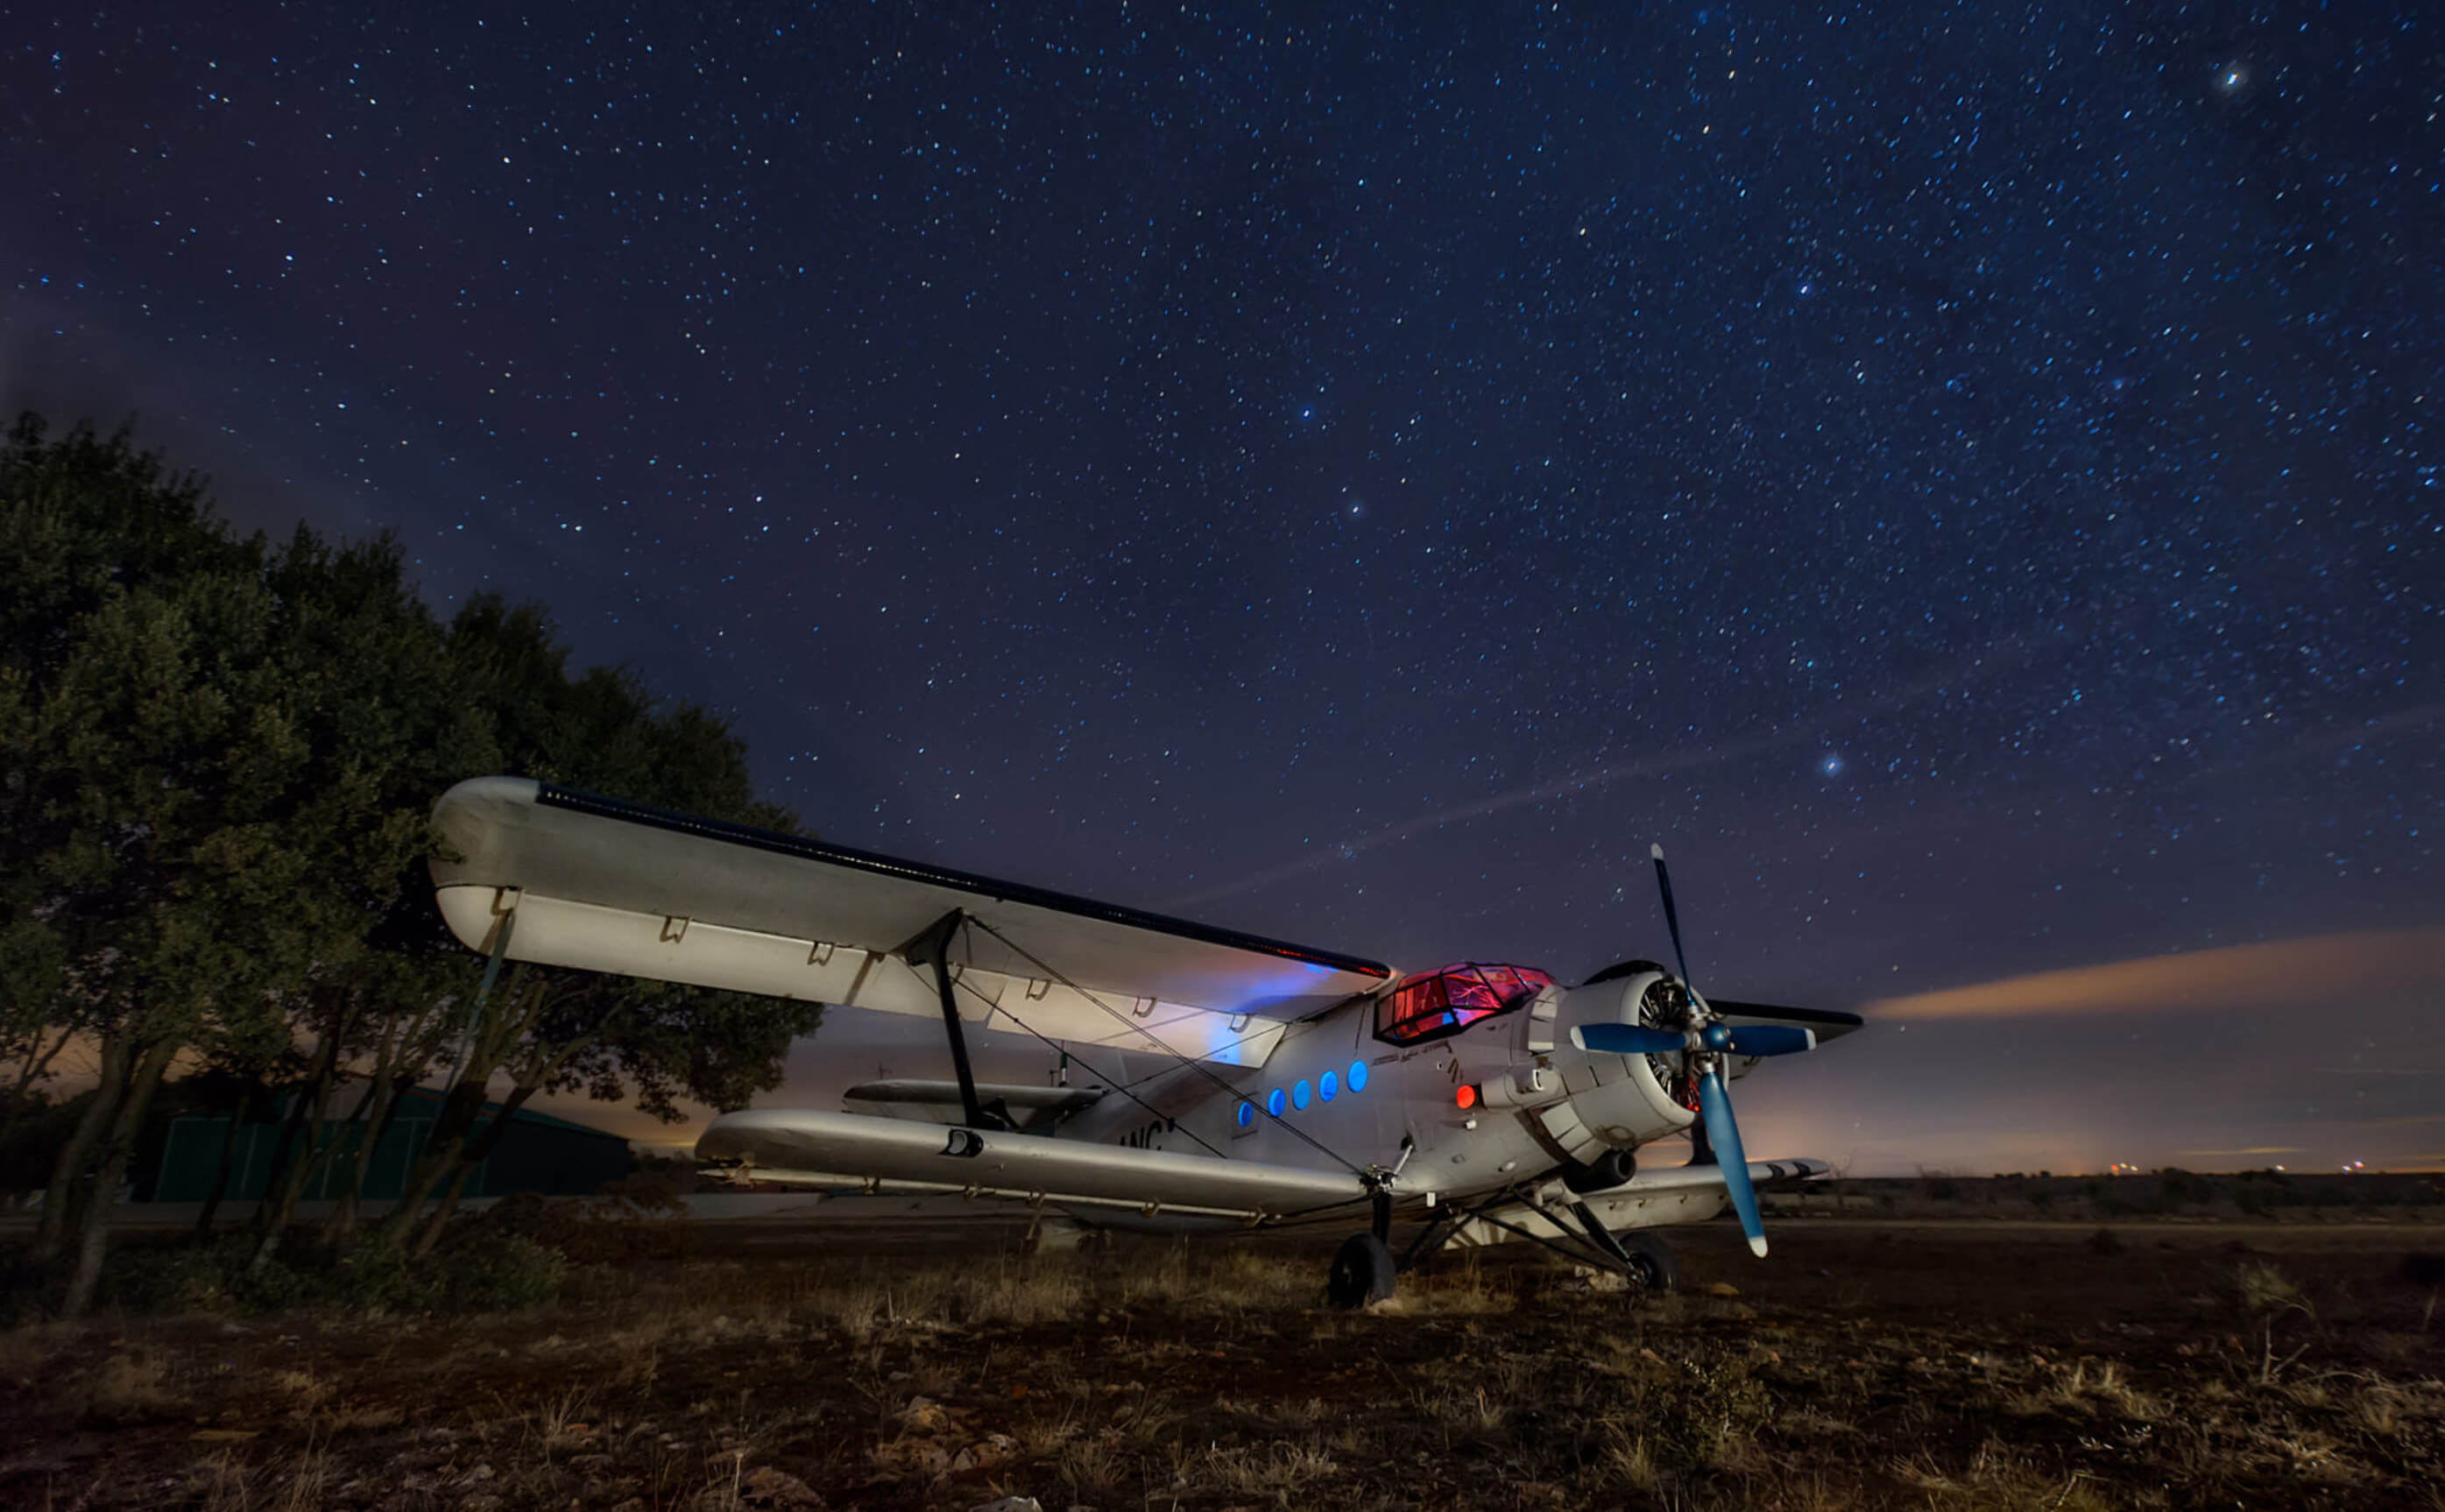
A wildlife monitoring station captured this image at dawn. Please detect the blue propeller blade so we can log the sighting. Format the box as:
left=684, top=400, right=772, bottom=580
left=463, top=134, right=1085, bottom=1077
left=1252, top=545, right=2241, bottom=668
left=1572, top=1022, right=1686, bottom=1056
left=1698, top=1070, right=1767, bottom=1257
left=1722, top=1024, right=1816, bottom=1057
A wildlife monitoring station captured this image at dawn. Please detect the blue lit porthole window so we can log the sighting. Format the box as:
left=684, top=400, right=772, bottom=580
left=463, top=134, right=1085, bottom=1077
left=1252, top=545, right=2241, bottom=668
left=1348, top=1060, right=1368, bottom=1093
left=1266, top=1087, right=1285, bottom=1117
left=1292, top=1079, right=1312, bottom=1110
left=1236, top=1100, right=1254, bottom=1128
left=1319, top=1070, right=1339, bottom=1101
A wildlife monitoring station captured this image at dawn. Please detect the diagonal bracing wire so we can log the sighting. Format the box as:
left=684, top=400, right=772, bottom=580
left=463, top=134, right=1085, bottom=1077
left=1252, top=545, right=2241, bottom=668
left=947, top=966, right=1383, bottom=1228
left=964, top=916, right=1374, bottom=1181
left=943, top=963, right=1235, bottom=1162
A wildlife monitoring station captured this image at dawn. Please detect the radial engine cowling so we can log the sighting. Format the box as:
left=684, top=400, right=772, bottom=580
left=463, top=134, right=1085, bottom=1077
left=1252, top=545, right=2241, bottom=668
left=1515, top=970, right=1703, bottom=1168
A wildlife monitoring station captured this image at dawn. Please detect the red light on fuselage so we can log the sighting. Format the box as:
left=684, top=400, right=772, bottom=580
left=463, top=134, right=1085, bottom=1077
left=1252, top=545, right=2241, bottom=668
left=1455, top=1085, right=1478, bottom=1110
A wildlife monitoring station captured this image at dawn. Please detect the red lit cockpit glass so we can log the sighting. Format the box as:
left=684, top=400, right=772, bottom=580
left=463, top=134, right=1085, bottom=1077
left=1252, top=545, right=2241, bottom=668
left=1373, top=963, right=1554, bottom=1046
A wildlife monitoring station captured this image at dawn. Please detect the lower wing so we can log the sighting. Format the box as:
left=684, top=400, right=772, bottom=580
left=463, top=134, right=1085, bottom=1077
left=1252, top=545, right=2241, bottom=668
left=698, top=1108, right=1376, bottom=1221
left=1457, top=1157, right=1831, bottom=1241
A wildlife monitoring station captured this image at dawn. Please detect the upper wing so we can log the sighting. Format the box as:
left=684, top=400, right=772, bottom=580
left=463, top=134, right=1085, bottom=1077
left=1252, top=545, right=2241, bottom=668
left=430, top=777, right=1393, bottom=1066
left=698, top=1108, right=1376, bottom=1219
left=1712, top=1000, right=1866, bottom=1044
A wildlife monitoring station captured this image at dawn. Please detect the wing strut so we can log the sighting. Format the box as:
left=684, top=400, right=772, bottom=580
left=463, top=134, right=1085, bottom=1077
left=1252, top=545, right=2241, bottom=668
left=896, top=909, right=1011, bottom=1132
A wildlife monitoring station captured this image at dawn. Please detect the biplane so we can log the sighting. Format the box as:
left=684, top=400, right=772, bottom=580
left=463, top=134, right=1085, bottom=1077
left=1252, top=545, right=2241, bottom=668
left=431, top=776, right=1861, bottom=1306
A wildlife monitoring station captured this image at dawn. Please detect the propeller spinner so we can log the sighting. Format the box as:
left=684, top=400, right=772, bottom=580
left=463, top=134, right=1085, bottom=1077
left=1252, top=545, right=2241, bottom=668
left=1566, top=844, right=1817, bottom=1258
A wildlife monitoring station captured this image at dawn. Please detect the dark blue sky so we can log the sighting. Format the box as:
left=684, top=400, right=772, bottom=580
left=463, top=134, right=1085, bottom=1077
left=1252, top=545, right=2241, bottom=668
left=7, top=3, right=2440, bottom=1169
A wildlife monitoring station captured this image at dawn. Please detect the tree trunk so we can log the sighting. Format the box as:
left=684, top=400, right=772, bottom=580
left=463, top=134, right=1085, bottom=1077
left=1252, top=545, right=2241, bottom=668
left=322, top=1066, right=404, bottom=1244
left=410, top=1162, right=480, bottom=1260
left=32, top=1031, right=131, bottom=1267
left=3, top=1023, right=77, bottom=1128
left=371, top=1076, right=493, bottom=1252
left=406, top=1083, right=538, bottom=1256
left=248, top=1085, right=312, bottom=1239
left=368, top=972, right=543, bottom=1253
left=60, top=1038, right=177, bottom=1318
left=192, top=1083, right=257, bottom=1242
left=248, top=1028, right=347, bottom=1273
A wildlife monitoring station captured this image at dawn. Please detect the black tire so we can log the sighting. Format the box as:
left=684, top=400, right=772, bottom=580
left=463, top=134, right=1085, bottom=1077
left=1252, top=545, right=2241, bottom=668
left=1326, top=1233, right=1396, bottom=1309
left=1621, top=1229, right=1678, bottom=1292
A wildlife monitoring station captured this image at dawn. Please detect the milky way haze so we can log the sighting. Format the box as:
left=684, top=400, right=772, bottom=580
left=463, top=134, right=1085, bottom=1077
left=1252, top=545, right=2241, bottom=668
left=6, top=4, right=2439, bottom=1170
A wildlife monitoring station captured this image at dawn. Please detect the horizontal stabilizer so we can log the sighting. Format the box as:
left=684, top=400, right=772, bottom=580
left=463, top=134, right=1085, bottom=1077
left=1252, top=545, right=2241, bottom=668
left=697, top=1108, right=1377, bottom=1220
left=843, top=1080, right=1105, bottom=1129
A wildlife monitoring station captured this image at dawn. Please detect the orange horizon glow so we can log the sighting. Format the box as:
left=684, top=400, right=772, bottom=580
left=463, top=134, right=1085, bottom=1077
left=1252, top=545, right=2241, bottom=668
left=1860, top=927, right=2445, bottom=1021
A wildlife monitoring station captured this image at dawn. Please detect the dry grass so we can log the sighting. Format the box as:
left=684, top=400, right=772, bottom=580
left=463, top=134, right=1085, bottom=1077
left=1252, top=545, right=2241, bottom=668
left=82, top=1347, right=184, bottom=1416
left=527, top=1383, right=596, bottom=1457
left=0, top=1320, right=74, bottom=1381
left=1897, top=1443, right=2123, bottom=1511
left=1199, top=1436, right=1341, bottom=1501
left=6, top=1223, right=2443, bottom=1510
left=1595, top=1417, right=1662, bottom=1493
left=270, top=1367, right=330, bottom=1413
left=2240, top=1260, right=2309, bottom=1312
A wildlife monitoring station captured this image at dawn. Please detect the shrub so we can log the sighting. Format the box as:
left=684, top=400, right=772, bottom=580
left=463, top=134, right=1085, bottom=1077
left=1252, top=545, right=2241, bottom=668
left=432, top=1232, right=564, bottom=1311
left=470, top=1185, right=695, bottom=1264
left=1642, top=1354, right=1770, bottom=1468
left=99, top=1231, right=562, bottom=1318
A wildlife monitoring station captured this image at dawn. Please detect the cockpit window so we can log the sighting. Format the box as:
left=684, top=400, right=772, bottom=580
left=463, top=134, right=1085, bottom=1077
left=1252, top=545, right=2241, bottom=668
left=1374, top=963, right=1554, bottom=1045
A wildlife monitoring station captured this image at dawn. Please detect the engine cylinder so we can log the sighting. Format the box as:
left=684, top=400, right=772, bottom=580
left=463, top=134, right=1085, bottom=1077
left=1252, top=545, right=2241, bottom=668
left=1551, top=971, right=1700, bottom=1149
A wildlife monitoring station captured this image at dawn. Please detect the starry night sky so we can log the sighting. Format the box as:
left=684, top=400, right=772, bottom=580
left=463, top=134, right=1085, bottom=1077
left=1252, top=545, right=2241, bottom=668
left=7, top=3, right=2441, bottom=1173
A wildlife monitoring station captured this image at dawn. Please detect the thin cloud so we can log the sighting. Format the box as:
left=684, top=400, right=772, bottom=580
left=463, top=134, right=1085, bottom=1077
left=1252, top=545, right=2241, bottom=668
left=2174, top=1147, right=2305, bottom=1157
left=2263, top=700, right=2445, bottom=764
left=1170, top=635, right=2056, bottom=908
left=1862, top=928, right=2445, bottom=1021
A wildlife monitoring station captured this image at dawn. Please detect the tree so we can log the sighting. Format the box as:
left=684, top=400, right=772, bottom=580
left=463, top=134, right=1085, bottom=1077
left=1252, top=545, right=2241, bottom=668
left=371, top=597, right=821, bottom=1254
left=4, top=413, right=823, bottom=1306
left=3, top=423, right=290, bottom=1309
left=0, top=418, right=477, bottom=1310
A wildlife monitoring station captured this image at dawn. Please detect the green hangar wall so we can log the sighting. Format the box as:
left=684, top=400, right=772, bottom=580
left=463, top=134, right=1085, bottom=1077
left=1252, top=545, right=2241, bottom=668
left=149, top=1087, right=630, bottom=1203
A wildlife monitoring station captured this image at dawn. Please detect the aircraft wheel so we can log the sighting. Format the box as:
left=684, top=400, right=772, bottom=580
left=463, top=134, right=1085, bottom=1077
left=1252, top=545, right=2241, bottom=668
left=1621, top=1230, right=1677, bottom=1292
left=1326, top=1233, right=1396, bottom=1310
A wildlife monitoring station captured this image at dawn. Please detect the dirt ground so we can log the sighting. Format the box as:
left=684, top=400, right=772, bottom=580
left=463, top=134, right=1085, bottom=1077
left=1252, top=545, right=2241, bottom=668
left=4, top=1216, right=2442, bottom=1510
